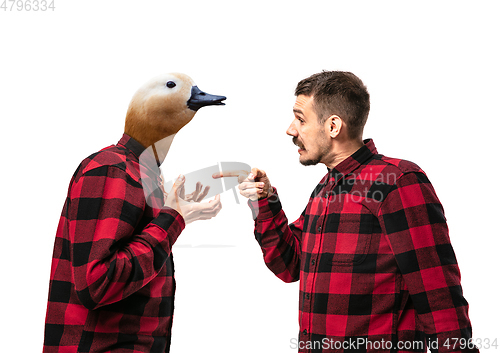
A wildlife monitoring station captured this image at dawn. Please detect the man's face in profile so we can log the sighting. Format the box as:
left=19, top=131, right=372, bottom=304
left=287, top=95, right=330, bottom=166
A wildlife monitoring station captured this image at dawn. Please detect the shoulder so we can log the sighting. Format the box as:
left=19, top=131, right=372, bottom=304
left=378, top=155, right=423, bottom=174
left=359, top=154, right=432, bottom=210
left=73, top=144, right=141, bottom=184
left=368, top=154, right=438, bottom=206
left=366, top=154, right=426, bottom=185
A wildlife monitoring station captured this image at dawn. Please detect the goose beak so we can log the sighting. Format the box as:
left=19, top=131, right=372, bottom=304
left=187, top=86, right=226, bottom=111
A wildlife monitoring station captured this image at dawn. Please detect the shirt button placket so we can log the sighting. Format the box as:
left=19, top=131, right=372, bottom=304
left=311, top=225, right=322, bottom=268
left=301, top=289, right=312, bottom=346
left=301, top=329, right=309, bottom=349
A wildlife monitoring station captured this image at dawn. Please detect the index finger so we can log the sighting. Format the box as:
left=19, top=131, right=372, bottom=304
left=212, top=170, right=248, bottom=179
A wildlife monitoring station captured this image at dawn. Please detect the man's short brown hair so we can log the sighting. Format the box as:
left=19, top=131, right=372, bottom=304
left=295, top=71, right=370, bottom=139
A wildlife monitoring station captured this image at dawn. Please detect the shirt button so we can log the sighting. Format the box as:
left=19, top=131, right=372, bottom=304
left=311, top=259, right=316, bottom=265
left=302, top=329, right=307, bottom=335
left=305, top=293, right=310, bottom=300
left=317, top=226, right=322, bottom=232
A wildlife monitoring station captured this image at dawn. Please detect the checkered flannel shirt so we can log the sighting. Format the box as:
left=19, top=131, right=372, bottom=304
left=249, top=139, right=477, bottom=353
left=43, top=134, right=185, bottom=353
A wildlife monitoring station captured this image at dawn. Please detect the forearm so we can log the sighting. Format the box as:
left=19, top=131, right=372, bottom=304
left=72, top=208, right=185, bottom=309
left=68, top=165, right=185, bottom=309
left=249, top=188, right=301, bottom=283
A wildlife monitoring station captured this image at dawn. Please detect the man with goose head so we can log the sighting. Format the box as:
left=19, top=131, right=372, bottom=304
left=43, top=73, right=225, bottom=352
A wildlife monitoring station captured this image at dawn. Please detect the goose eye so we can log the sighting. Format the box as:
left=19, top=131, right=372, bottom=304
left=166, top=81, right=176, bottom=89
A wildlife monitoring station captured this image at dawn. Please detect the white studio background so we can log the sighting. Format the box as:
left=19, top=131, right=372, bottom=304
left=1, top=1, right=498, bottom=351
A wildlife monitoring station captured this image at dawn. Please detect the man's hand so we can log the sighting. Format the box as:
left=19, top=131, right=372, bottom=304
left=212, top=167, right=272, bottom=201
left=164, top=175, right=222, bottom=224
left=179, top=181, right=211, bottom=203
left=164, top=175, right=184, bottom=215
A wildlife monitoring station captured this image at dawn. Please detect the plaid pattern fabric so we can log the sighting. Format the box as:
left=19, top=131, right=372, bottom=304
left=43, top=134, right=185, bottom=353
left=249, top=139, right=477, bottom=353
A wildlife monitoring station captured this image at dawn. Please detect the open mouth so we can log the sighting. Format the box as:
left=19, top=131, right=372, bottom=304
left=293, top=137, right=305, bottom=151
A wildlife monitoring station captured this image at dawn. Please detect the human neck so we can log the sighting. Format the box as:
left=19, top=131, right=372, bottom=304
left=125, top=128, right=176, bottom=166
left=148, top=134, right=176, bottom=166
left=324, top=138, right=364, bottom=169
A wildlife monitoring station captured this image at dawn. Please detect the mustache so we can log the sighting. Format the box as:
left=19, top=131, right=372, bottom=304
left=293, top=137, right=305, bottom=149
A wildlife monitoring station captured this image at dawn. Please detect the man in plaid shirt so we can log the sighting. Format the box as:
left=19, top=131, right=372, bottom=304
left=216, top=71, right=477, bottom=352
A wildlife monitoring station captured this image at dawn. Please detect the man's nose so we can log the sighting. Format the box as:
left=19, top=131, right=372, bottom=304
left=286, top=121, right=297, bottom=137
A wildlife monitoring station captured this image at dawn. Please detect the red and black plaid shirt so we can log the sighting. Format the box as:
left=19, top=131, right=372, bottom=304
left=249, top=139, right=477, bottom=353
left=43, top=134, right=185, bottom=353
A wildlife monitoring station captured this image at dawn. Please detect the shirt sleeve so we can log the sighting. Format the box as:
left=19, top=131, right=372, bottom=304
left=377, top=171, right=477, bottom=353
left=248, top=188, right=303, bottom=283
left=68, top=165, right=185, bottom=310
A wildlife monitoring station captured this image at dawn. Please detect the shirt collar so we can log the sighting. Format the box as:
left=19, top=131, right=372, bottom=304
left=327, top=139, right=378, bottom=183
left=117, top=133, right=161, bottom=176
left=117, top=133, right=145, bottom=158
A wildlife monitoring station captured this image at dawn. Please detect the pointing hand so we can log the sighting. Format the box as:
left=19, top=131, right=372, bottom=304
left=212, top=167, right=273, bottom=201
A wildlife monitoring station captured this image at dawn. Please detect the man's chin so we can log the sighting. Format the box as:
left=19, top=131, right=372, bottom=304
left=299, top=155, right=321, bottom=166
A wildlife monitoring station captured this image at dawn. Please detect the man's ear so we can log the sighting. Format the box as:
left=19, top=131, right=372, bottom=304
left=327, top=115, right=343, bottom=138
